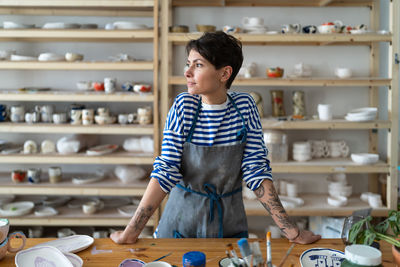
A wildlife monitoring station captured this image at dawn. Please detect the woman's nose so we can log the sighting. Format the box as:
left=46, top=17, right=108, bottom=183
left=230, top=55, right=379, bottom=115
left=184, top=65, right=193, bottom=77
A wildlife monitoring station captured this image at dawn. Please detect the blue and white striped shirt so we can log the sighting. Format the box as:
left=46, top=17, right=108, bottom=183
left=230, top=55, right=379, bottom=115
left=151, top=91, right=272, bottom=193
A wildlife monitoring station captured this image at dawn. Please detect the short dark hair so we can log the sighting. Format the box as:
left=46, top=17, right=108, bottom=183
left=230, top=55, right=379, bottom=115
left=186, top=31, right=243, bottom=89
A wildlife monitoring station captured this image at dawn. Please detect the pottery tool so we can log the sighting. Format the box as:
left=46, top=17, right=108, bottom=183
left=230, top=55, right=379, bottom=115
left=237, top=238, right=252, bottom=267
left=277, top=243, right=295, bottom=267
left=266, top=232, right=272, bottom=267
left=227, top=243, right=240, bottom=266
left=153, top=252, right=172, bottom=262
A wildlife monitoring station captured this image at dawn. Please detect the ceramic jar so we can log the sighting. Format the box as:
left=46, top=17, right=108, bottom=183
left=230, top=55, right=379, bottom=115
left=48, top=166, right=62, bottom=184
left=270, top=90, right=286, bottom=117
left=292, top=90, right=305, bottom=119
left=263, top=130, right=288, bottom=162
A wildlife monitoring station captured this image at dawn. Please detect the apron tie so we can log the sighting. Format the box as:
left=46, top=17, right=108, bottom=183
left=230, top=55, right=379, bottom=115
left=176, top=183, right=242, bottom=237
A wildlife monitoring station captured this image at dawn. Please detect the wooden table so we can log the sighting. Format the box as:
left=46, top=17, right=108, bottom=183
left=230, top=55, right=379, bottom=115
left=2, top=238, right=396, bottom=266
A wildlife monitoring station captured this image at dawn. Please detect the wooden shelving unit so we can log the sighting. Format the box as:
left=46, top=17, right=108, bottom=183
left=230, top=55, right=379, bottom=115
left=0, top=1, right=160, bottom=229
left=160, top=0, right=399, bottom=218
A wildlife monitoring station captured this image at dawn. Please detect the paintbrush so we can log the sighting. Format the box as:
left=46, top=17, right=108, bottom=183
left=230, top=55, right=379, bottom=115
left=266, top=232, right=272, bottom=267
left=277, top=243, right=295, bottom=267
left=227, top=243, right=240, bottom=266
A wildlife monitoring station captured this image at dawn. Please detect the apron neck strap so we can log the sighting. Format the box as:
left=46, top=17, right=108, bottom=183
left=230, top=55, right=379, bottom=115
left=186, top=94, right=248, bottom=143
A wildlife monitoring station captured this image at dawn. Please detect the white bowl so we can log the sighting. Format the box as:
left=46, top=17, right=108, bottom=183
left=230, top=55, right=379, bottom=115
left=327, top=173, right=347, bottom=184
left=327, top=195, right=348, bottom=207
left=3, top=21, right=35, bottom=29
left=76, top=81, right=93, bottom=90
left=65, top=53, right=84, bottom=62
left=113, top=21, right=148, bottom=29
left=34, top=206, right=58, bottom=217
left=114, top=165, right=147, bottom=184
left=317, top=25, right=337, bottom=34
left=10, top=54, right=37, bottom=61
left=328, top=185, right=352, bottom=198
left=0, top=201, right=34, bottom=216
left=351, top=153, right=379, bottom=165
left=42, top=22, right=80, bottom=29
left=38, top=53, right=65, bottom=62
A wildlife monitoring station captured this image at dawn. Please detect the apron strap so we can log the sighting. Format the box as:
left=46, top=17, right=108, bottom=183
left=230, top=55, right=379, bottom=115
left=186, top=97, right=202, bottom=143
left=176, top=183, right=242, bottom=238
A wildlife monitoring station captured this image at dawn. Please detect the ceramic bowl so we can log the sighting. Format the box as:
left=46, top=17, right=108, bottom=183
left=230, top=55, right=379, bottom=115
left=76, top=81, right=93, bottom=90
left=34, top=206, right=58, bottom=217
left=113, top=21, right=148, bottom=30
left=0, top=201, right=34, bottom=217
left=119, top=259, right=146, bottom=267
left=42, top=22, right=80, bottom=29
left=65, top=53, right=84, bottom=62
left=94, top=115, right=116, bottom=125
left=196, top=24, right=216, bottom=32
left=328, top=184, right=352, bottom=197
left=351, top=153, right=379, bottom=165
left=0, top=219, right=9, bottom=243
left=3, top=21, right=35, bottom=29
left=169, top=25, right=189, bottom=33
left=266, top=67, right=284, bottom=78
left=114, top=165, right=147, bottom=184
left=327, top=195, right=348, bottom=207
left=317, top=24, right=337, bottom=34
left=38, top=53, right=65, bottom=62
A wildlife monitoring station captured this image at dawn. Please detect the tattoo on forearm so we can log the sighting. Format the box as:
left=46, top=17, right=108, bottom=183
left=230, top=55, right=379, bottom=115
left=254, top=185, right=265, bottom=198
left=132, top=206, right=153, bottom=231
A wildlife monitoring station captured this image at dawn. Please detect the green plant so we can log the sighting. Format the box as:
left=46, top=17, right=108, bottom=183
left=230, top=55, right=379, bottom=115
left=348, top=210, right=400, bottom=247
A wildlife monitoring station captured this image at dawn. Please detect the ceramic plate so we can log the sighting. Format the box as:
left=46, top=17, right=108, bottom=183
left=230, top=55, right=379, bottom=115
left=34, top=206, right=58, bottom=217
left=16, top=246, right=73, bottom=267
left=34, top=235, right=94, bottom=253
left=43, top=196, right=71, bottom=207
left=119, top=259, right=146, bottom=267
left=1, top=145, right=23, bottom=154
left=3, top=21, right=35, bottom=29
left=67, top=197, right=100, bottom=209
left=86, top=144, right=118, bottom=156
left=0, top=201, right=34, bottom=216
left=300, top=248, right=344, bottom=267
left=64, top=252, right=83, bottom=267
left=102, top=197, right=131, bottom=209
left=118, top=204, right=137, bottom=217
left=42, top=22, right=81, bottom=29
left=10, top=54, right=37, bottom=61
left=72, top=170, right=107, bottom=185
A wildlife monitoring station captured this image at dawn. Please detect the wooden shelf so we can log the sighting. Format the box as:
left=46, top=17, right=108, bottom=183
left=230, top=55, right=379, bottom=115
left=0, top=175, right=148, bottom=196
left=172, top=0, right=374, bottom=7
left=0, top=123, right=154, bottom=135
left=169, top=76, right=391, bottom=87
left=0, top=29, right=154, bottom=42
left=6, top=206, right=155, bottom=226
left=0, top=61, right=153, bottom=70
left=260, top=119, right=391, bottom=130
left=0, top=0, right=155, bottom=7
left=270, top=158, right=389, bottom=173
left=0, top=90, right=154, bottom=102
left=169, top=33, right=392, bottom=45
left=244, top=194, right=390, bottom=217
left=0, top=151, right=154, bottom=164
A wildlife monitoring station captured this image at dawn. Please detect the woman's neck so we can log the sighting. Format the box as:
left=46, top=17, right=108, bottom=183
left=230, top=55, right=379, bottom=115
left=201, top=90, right=228, bottom=105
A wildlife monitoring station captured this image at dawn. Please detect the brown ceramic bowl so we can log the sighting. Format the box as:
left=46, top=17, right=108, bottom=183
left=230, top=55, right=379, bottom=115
left=196, top=24, right=216, bottom=32
left=169, top=25, right=189, bottom=33
left=266, top=67, right=284, bottom=78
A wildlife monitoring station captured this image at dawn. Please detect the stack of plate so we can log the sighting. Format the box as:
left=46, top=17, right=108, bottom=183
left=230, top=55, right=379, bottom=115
left=345, top=107, right=377, bottom=121
left=243, top=25, right=268, bottom=34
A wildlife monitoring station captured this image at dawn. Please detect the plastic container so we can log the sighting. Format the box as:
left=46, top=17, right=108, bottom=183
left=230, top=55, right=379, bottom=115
left=183, top=251, right=206, bottom=267
left=263, top=130, right=288, bottom=162
left=341, top=245, right=382, bottom=267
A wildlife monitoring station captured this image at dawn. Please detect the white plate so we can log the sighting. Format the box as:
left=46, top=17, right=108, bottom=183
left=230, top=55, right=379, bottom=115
left=38, top=53, right=65, bottom=62
left=118, top=204, right=137, bottom=217
left=0, top=201, right=34, bottom=216
left=347, top=107, right=377, bottom=115
left=102, top=197, right=131, bottom=209
left=34, top=206, right=59, bottom=217
left=43, top=196, right=71, bottom=207
left=113, top=21, right=148, bottom=29
left=42, top=22, right=81, bottom=29
left=10, top=54, right=37, bottom=61
left=72, top=170, right=107, bottom=185
left=64, top=252, right=83, bottom=267
left=67, top=197, right=100, bottom=209
left=344, top=114, right=376, bottom=122
left=3, top=21, right=35, bottom=29
left=300, top=248, right=344, bottom=267
left=16, top=246, right=74, bottom=267
left=34, top=235, right=94, bottom=253
left=0, top=194, right=15, bottom=205
left=86, top=144, right=118, bottom=156
left=351, top=153, right=379, bottom=165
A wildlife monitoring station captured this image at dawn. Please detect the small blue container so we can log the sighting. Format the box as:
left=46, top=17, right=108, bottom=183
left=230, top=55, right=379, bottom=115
left=183, top=251, right=206, bottom=267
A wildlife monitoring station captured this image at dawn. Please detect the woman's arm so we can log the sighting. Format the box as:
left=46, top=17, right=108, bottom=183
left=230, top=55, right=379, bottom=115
left=254, top=179, right=321, bottom=244
left=110, top=178, right=167, bottom=244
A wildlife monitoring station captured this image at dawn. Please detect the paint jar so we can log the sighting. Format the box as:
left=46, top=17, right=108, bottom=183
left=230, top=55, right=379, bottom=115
left=341, top=244, right=382, bottom=267
left=270, top=90, right=285, bottom=117
left=183, top=251, right=206, bottom=267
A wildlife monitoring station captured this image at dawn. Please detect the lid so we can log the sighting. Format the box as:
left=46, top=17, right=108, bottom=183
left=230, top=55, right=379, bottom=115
left=182, top=251, right=206, bottom=266
left=345, top=245, right=381, bottom=266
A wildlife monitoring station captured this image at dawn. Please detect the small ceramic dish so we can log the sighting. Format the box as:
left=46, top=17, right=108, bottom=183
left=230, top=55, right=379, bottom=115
left=0, top=201, right=34, bottom=217
left=344, top=114, right=376, bottom=122
left=42, top=22, right=80, bottom=29
left=196, top=24, right=216, bottom=32
left=347, top=107, right=378, bottom=116
left=76, top=81, right=93, bottom=90
left=113, top=21, right=148, bottom=30
left=118, top=204, right=137, bottom=217
left=351, top=153, right=379, bottom=165
left=15, top=246, right=74, bottom=267
left=327, top=195, right=348, bottom=207
left=266, top=67, right=284, bottom=78
left=300, top=248, right=344, bottom=267
left=72, top=170, right=107, bottom=185
left=65, top=53, right=84, bottom=62
left=119, top=259, right=146, bottom=267
left=34, top=206, right=58, bottom=217
left=86, top=144, right=118, bottom=156
left=38, top=53, right=65, bottom=62
left=10, top=54, right=37, bottom=61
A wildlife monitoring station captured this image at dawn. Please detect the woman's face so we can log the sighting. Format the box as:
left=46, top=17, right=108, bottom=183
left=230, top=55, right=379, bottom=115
left=184, top=49, right=226, bottom=98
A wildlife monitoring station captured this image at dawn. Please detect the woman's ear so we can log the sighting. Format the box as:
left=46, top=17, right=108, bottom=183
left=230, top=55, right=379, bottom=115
left=220, top=66, right=233, bottom=83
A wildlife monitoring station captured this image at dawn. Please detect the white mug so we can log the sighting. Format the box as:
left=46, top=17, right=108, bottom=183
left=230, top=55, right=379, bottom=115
left=82, top=109, right=94, bottom=125
left=118, top=114, right=129, bottom=124
left=40, top=105, right=54, bottom=122
left=334, top=67, right=352, bottom=79
left=104, top=77, right=116, bottom=93
left=10, top=105, right=25, bottom=122
left=318, top=104, right=332, bottom=121
left=52, top=113, right=67, bottom=124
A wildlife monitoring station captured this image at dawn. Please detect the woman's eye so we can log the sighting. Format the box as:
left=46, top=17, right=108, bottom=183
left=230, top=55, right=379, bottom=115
left=196, top=63, right=202, bottom=67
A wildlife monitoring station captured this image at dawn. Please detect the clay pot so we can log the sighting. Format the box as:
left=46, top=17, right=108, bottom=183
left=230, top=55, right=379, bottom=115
left=392, top=245, right=400, bottom=266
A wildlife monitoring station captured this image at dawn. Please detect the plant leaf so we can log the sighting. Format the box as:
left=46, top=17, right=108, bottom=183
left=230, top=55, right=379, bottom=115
left=363, top=229, right=376, bottom=245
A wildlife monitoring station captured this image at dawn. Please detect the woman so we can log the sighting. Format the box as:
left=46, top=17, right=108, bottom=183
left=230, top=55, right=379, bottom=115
left=111, top=31, right=320, bottom=244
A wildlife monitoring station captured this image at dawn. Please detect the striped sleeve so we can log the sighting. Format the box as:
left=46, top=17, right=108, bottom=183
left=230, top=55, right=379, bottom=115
left=238, top=93, right=273, bottom=190
left=150, top=95, right=185, bottom=193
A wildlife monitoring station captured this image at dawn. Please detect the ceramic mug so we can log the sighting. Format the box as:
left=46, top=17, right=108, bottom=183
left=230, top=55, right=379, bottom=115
left=121, top=81, right=134, bottom=92
left=11, top=170, right=27, bottom=183
left=70, top=109, right=82, bottom=125
left=318, top=104, right=332, bottom=121
left=0, top=219, right=9, bottom=244
left=27, top=168, right=41, bottom=184
left=281, top=24, right=301, bottom=33
left=104, top=77, right=116, bottom=94
left=302, top=25, right=317, bottom=34
left=82, top=108, right=94, bottom=125
left=24, top=112, right=40, bottom=123
left=137, top=107, right=152, bottom=125
left=10, top=105, right=24, bottom=122
left=242, top=17, right=264, bottom=27
left=128, top=113, right=138, bottom=124
left=52, top=113, right=67, bottom=124
left=40, top=105, right=54, bottom=123
left=0, top=232, right=26, bottom=261
left=83, top=200, right=104, bottom=215
left=118, top=114, right=129, bottom=124
left=97, top=107, right=109, bottom=116
left=48, top=166, right=62, bottom=184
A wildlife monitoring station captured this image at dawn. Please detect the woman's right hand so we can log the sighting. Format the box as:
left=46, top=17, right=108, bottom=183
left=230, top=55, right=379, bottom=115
left=110, top=230, right=138, bottom=244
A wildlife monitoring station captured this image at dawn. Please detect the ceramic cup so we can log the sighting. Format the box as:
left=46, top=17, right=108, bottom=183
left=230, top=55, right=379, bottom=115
left=0, top=104, right=7, bottom=122
left=82, top=108, right=94, bottom=125
left=242, top=17, right=264, bottom=27
left=335, top=67, right=352, bottom=79
left=82, top=200, right=104, bottom=215
left=302, top=25, right=317, bottom=34
left=52, top=113, right=67, bottom=124
left=40, top=105, right=54, bottom=123
left=24, top=112, right=40, bottom=124
left=11, top=170, right=27, bottom=183
left=104, top=77, right=116, bottom=94
left=128, top=113, right=138, bottom=124
left=48, top=166, right=62, bottom=184
left=118, top=114, right=129, bottom=124
left=282, top=24, right=301, bottom=33
left=0, top=232, right=26, bottom=261
left=0, top=219, right=9, bottom=244
left=318, top=104, right=333, bottom=121
left=137, top=107, right=152, bottom=125
left=57, top=228, right=76, bottom=238
left=368, top=193, right=382, bottom=208
left=97, top=107, right=109, bottom=117
left=121, top=81, right=134, bottom=92
left=10, top=105, right=24, bottom=122
left=93, top=82, right=104, bottom=91
left=70, top=109, right=82, bottom=125
left=143, top=262, right=172, bottom=267
left=286, top=182, right=298, bottom=197
left=27, top=168, right=41, bottom=184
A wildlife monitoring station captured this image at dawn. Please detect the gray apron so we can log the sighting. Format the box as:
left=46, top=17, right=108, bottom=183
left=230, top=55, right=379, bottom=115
left=157, top=94, right=249, bottom=238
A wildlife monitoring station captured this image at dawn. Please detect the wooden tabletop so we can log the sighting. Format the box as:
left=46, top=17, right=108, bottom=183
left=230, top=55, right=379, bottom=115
left=2, top=238, right=396, bottom=266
